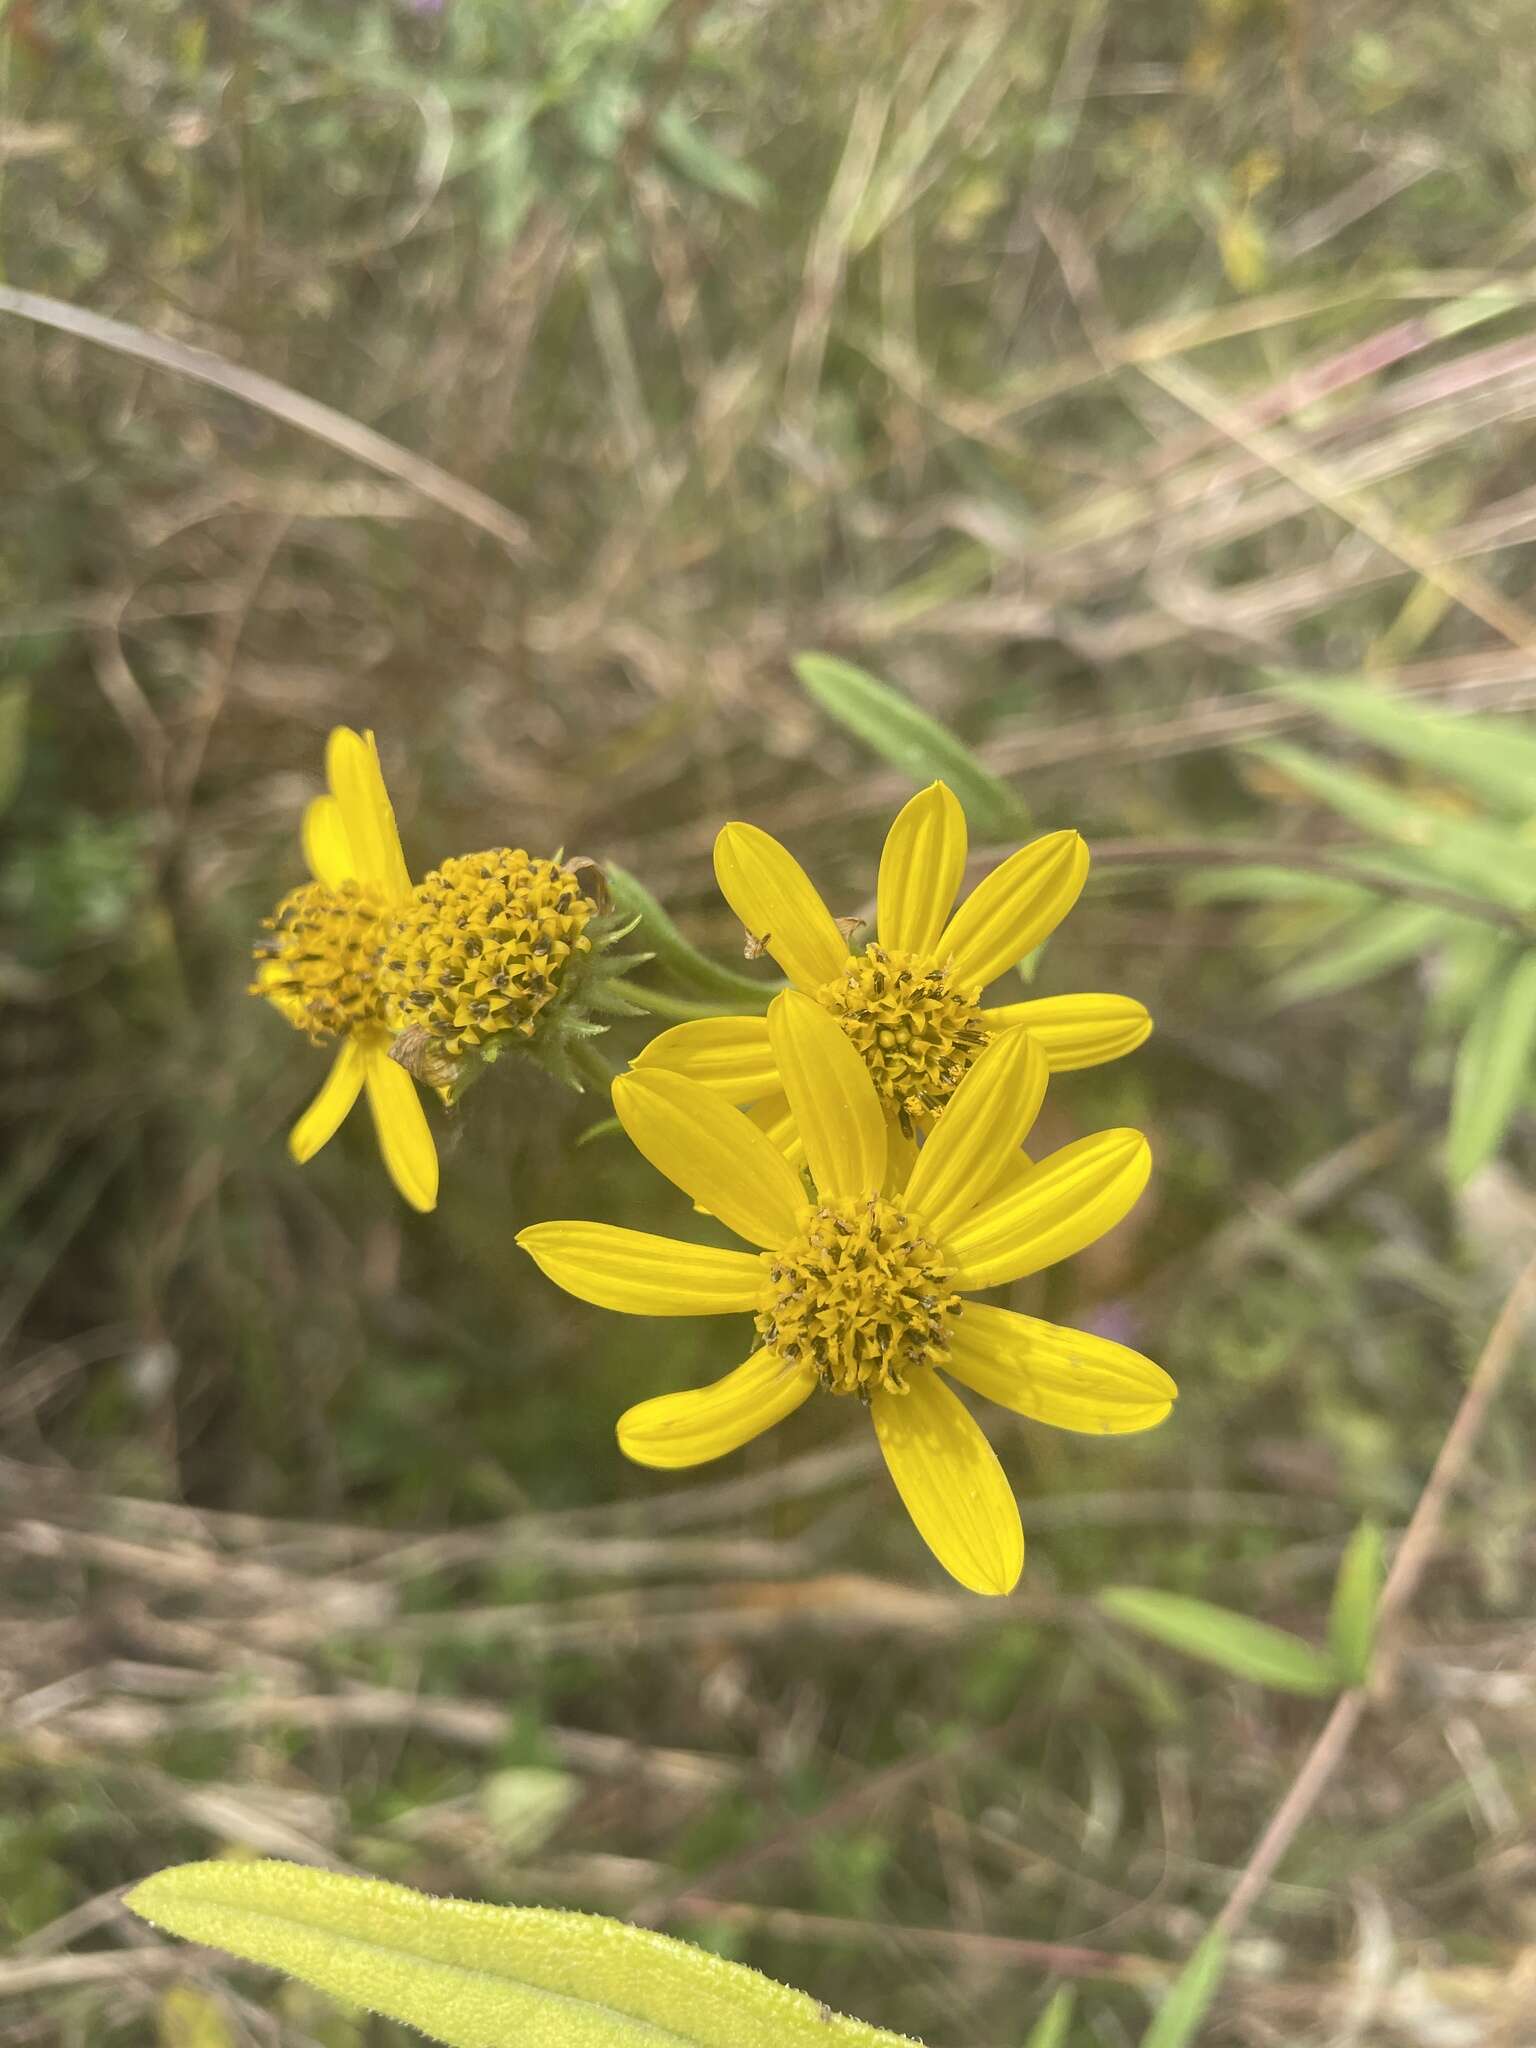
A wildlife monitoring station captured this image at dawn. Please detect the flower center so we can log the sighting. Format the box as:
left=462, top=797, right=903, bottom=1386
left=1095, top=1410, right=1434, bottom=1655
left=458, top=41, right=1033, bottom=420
left=756, top=1196, right=962, bottom=1399
left=252, top=879, right=392, bottom=1044
left=377, top=849, right=595, bottom=1056
left=815, top=944, right=987, bottom=1134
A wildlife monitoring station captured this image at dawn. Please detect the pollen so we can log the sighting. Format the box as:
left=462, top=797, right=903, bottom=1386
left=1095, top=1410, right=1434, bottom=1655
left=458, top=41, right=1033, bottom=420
left=252, top=879, right=392, bottom=1044
left=756, top=1196, right=962, bottom=1399
left=815, top=944, right=988, bottom=1134
left=377, top=849, right=595, bottom=1057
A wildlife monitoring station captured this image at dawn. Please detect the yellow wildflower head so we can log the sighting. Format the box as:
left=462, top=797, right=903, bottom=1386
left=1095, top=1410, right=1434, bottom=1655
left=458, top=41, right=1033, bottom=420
left=518, top=991, right=1173, bottom=1596
left=631, top=780, right=1153, bottom=1148
left=250, top=728, right=437, bottom=1214
left=378, top=849, right=596, bottom=1058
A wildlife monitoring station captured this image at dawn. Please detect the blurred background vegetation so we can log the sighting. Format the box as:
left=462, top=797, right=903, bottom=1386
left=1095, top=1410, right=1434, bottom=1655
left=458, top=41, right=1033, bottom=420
left=4, top=0, right=1536, bottom=2042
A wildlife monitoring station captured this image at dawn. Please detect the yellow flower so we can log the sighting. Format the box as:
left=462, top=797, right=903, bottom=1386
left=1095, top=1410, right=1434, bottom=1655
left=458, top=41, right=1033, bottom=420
left=633, top=782, right=1151, bottom=1166
left=251, top=728, right=438, bottom=1213
left=518, top=991, right=1172, bottom=1595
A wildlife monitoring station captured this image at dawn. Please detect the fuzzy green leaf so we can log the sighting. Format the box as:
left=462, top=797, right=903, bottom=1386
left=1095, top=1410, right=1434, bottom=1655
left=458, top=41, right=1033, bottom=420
left=605, top=864, right=779, bottom=1009
left=1253, top=742, right=1536, bottom=911
left=1096, top=1589, right=1338, bottom=1696
left=792, top=652, right=1029, bottom=838
left=126, top=1861, right=921, bottom=2048
left=1272, top=676, right=1536, bottom=820
left=1446, top=943, right=1536, bottom=1181
left=1138, top=1931, right=1230, bottom=2048
left=1328, top=1520, right=1385, bottom=1687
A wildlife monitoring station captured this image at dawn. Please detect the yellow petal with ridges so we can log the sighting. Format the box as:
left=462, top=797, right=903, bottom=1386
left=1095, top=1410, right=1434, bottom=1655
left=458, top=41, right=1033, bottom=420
left=881, top=1117, right=919, bottom=1198
left=767, top=990, right=886, bottom=1201
left=982, top=993, right=1152, bottom=1071
left=713, top=822, right=847, bottom=991
left=631, top=1016, right=778, bottom=1101
left=288, top=1039, right=365, bottom=1164
left=302, top=795, right=355, bottom=889
left=749, top=1092, right=804, bottom=1172
left=876, top=781, right=968, bottom=956
left=613, top=1069, right=805, bottom=1251
left=870, top=1374, right=1023, bottom=1595
left=326, top=727, right=411, bottom=903
left=516, top=1222, right=765, bottom=1316
left=363, top=1043, right=438, bottom=1212
left=902, top=1026, right=1047, bottom=1240
left=946, top=1302, right=1176, bottom=1432
left=936, top=830, right=1089, bottom=993
left=617, top=1349, right=814, bottom=1468
left=946, top=1129, right=1149, bottom=1290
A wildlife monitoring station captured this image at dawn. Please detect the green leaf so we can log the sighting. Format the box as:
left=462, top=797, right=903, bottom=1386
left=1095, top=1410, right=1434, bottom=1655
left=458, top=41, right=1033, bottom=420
left=0, top=679, right=28, bottom=819
left=1328, top=1520, right=1385, bottom=1687
left=604, top=864, right=779, bottom=1009
left=1271, top=676, right=1536, bottom=820
left=1096, top=1589, right=1338, bottom=1696
left=655, top=106, right=770, bottom=210
left=1268, top=900, right=1451, bottom=1009
left=1446, top=943, right=1536, bottom=1181
left=1022, top=1986, right=1076, bottom=2048
left=792, top=652, right=1029, bottom=838
left=1137, top=1931, right=1230, bottom=2048
left=1181, top=862, right=1376, bottom=909
left=1252, top=741, right=1536, bottom=911
left=126, top=1861, right=921, bottom=2048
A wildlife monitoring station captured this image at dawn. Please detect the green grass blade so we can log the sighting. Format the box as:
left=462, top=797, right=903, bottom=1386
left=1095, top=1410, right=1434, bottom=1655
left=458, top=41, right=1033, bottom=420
left=127, top=1861, right=921, bottom=2048
left=1271, top=676, right=1536, bottom=819
left=1446, top=943, right=1536, bottom=1181
left=792, top=651, right=1029, bottom=837
left=1096, top=1589, right=1338, bottom=1696
left=1138, top=1931, right=1230, bottom=2048
left=1328, top=1519, right=1385, bottom=1687
left=1252, top=742, right=1536, bottom=911
left=1022, top=1986, right=1076, bottom=2048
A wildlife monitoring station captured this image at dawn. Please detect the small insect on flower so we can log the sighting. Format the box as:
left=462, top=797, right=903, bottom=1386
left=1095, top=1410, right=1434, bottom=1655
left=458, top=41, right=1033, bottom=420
left=250, top=729, right=438, bottom=1213
left=518, top=992, right=1173, bottom=1595
left=632, top=782, right=1152, bottom=1169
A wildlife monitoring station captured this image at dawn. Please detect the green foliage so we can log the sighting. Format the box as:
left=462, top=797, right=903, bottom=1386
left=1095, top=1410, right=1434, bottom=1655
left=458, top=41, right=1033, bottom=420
left=1022, top=1986, right=1076, bottom=2048
left=1137, top=1932, right=1231, bottom=2048
left=1096, top=1589, right=1339, bottom=1696
left=127, top=1860, right=923, bottom=2048
left=791, top=653, right=1030, bottom=839
left=604, top=863, right=779, bottom=1009
left=1447, top=945, right=1536, bottom=1181
left=1328, top=1520, right=1385, bottom=1688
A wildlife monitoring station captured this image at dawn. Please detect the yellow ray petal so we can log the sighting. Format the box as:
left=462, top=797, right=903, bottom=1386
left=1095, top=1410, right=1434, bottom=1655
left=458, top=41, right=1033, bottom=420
left=288, top=1039, right=365, bottom=1164
left=713, top=821, right=847, bottom=991
left=870, top=1374, right=1023, bottom=1595
left=516, top=1222, right=765, bottom=1316
left=631, top=1016, right=778, bottom=1101
left=946, top=1302, right=1176, bottom=1433
left=325, top=727, right=411, bottom=903
left=902, top=1026, right=1047, bottom=1241
left=968, top=1143, right=1034, bottom=1209
left=876, top=781, right=968, bottom=956
left=302, top=795, right=356, bottom=889
left=982, top=993, right=1152, bottom=1072
left=935, top=830, right=1089, bottom=993
left=881, top=1116, right=919, bottom=1198
left=767, top=990, right=886, bottom=1202
left=612, top=1069, right=805, bottom=1251
left=946, top=1129, right=1150, bottom=1290
left=363, top=1043, right=438, bottom=1212
left=617, top=1349, right=814, bottom=1469
left=749, top=1092, right=805, bottom=1172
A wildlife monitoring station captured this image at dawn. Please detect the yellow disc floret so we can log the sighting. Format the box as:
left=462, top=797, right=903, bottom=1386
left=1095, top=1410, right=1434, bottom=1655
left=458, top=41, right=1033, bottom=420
left=378, top=849, right=595, bottom=1057
left=252, top=879, right=392, bottom=1044
left=815, top=944, right=988, bottom=1134
left=756, top=1196, right=962, bottom=1399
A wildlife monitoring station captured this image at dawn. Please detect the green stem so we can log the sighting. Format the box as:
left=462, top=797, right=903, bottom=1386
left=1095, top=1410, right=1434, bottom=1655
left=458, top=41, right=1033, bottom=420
left=566, top=1036, right=620, bottom=1098
left=608, top=979, right=766, bottom=1022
